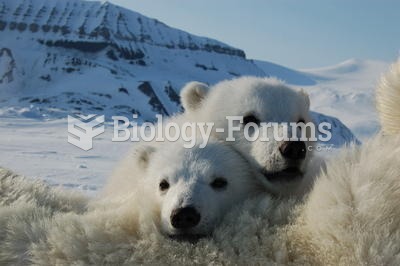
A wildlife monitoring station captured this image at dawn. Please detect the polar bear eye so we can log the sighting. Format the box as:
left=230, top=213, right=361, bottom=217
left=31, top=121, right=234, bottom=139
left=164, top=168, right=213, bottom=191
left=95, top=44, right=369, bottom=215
left=159, top=179, right=170, bottom=192
left=243, top=114, right=260, bottom=126
left=210, top=178, right=228, bottom=190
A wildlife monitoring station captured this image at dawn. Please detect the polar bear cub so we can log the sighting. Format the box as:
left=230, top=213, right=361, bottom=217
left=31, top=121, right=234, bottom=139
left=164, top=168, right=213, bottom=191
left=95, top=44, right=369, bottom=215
left=103, top=139, right=263, bottom=239
left=180, top=77, right=322, bottom=197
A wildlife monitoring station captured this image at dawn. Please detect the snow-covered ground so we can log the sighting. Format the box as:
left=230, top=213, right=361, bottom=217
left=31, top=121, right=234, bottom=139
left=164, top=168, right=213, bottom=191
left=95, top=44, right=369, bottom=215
left=0, top=118, right=131, bottom=195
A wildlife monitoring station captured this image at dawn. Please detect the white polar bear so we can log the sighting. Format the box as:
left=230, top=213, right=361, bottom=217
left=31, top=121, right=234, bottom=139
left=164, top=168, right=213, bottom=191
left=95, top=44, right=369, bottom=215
left=102, top=139, right=263, bottom=239
left=180, top=77, right=323, bottom=197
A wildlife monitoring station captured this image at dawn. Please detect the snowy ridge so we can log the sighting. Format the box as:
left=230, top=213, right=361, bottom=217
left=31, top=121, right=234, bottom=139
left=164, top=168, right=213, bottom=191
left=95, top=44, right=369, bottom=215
left=0, top=0, right=265, bottom=121
left=311, top=111, right=360, bottom=146
left=254, top=60, right=316, bottom=86
left=0, top=0, right=244, bottom=57
left=300, top=59, right=389, bottom=140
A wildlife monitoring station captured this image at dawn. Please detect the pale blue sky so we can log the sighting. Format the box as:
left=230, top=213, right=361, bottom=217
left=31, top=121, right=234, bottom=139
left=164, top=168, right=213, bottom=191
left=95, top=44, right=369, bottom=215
left=106, top=0, right=400, bottom=69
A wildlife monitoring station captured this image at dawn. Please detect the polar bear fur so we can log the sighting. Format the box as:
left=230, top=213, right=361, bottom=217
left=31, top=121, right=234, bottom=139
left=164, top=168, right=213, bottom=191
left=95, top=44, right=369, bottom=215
left=0, top=168, right=88, bottom=211
left=294, top=59, right=400, bottom=264
left=2, top=135, right=400, bottom=265
left=181, top=77, right=321, bottom=197
left=377, top=59, right=400, bottom=134
left=112, top=77, right=321, bottom=199
left=294, top=135, right=400, bottom=265
left=0, top=168, right=88, bottom=265
left=180, top=81, right=210, bottom=112
left=101, top=139, right=264, bottom=238
left=2, top=60, right=400, bottom=265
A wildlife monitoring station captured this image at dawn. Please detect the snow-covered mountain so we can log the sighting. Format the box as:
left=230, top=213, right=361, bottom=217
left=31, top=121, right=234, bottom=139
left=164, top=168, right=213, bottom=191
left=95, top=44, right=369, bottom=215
left=300, top=59, right=389, bottom=140
left=0, top=0, right=263, bottom=118
left=0, top=0, right=359, bottom=146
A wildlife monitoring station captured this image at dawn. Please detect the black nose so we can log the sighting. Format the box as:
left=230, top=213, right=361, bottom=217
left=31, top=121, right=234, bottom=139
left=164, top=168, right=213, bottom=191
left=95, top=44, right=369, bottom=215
left=170, top=207, right=201, bottom=229
left=279, top=141, right=307, bottom=160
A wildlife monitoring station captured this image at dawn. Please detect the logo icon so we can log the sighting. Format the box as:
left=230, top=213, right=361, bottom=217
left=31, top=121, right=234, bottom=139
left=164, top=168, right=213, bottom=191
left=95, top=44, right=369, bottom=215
left=68, top=114, right=105, bottom=151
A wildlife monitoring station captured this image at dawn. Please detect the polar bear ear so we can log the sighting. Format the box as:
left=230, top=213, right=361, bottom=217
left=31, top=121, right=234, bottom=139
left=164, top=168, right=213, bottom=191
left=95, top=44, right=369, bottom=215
left=299, top=89, right=310, bottom=110
left=134, top=145, right=156, bottom=169
left=180, top=81, right=210, bottom=112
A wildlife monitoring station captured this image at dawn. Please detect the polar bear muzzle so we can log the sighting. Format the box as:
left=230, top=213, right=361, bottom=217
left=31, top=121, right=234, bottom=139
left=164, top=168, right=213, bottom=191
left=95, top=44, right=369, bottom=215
left=279, top=141, right=307, bottom=161
left=170, top=206, right=201, bottom=230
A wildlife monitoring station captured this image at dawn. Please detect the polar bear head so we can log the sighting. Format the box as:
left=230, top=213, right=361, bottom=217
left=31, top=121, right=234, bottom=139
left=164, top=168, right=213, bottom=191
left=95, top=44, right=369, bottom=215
left=136, top=140, right=261, bottom=240
left=181, top=77, right=316, bottom=196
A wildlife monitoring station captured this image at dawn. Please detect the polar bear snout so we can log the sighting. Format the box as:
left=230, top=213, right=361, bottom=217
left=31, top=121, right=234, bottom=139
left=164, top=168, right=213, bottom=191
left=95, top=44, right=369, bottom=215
left=279, top=141, right=307, bottom=161
left=170, top=206, right=201, bottom=229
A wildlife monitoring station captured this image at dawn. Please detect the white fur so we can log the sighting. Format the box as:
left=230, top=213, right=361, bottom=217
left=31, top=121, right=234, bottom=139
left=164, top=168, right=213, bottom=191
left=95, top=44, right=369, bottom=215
left=0, top=168, right=88, bottom=213
left=3, top=136, right=400, bottom=265
left=102, top=113, right=192, bottom=197
left=102, top=139, right=263, bottom=237
left=296, top=135, right=400, bottom=265
left=377, top=58, right=400, bottom=134
left=180, top=81, right=210, bottom=112
left=153, top=141, right=263, bottom=236
left=294, top=59, right=400, bottom=264
left=0, top=168, right=88, bottom=265
left=182, top=77, right=320, bottom=197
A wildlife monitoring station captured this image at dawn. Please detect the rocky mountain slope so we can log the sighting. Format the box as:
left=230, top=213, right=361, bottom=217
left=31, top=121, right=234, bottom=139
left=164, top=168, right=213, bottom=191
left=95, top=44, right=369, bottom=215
left=0, top=0, right=359, bottom=145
